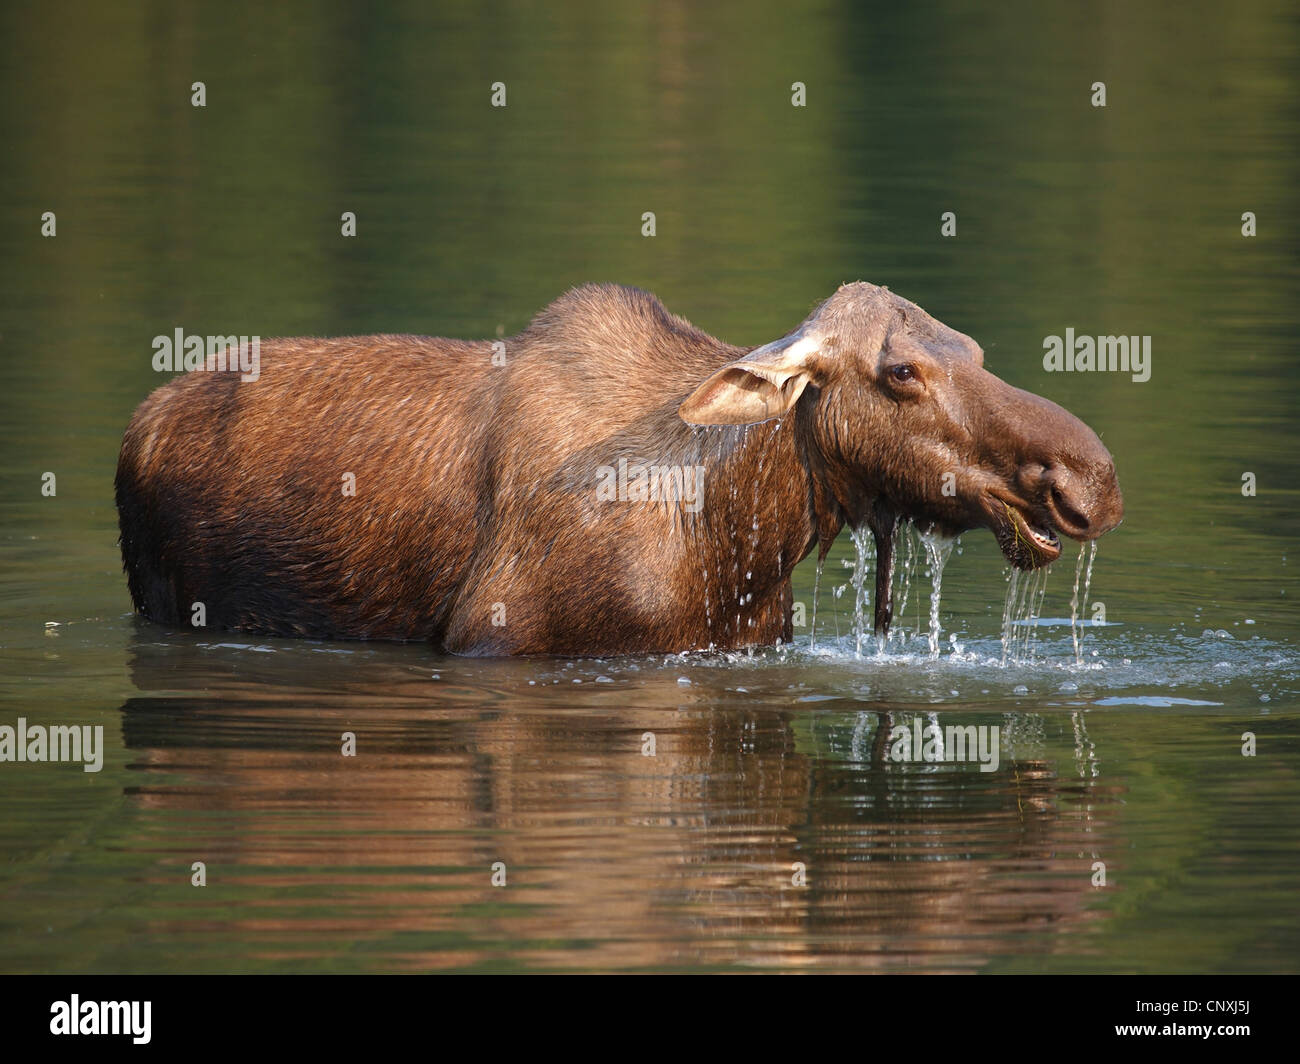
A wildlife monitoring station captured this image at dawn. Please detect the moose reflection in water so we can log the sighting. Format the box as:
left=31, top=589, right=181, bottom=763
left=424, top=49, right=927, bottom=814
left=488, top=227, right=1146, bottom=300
left=117, top=634, right=1122, bottom=971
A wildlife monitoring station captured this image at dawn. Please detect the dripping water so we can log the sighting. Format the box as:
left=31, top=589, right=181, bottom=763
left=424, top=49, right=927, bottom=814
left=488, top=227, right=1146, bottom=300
left=918, top=530, right=955, bottom=657
left=893, top=525, right=921, bottom=649
left=810, top=555, right=824, bottom=651
left=1069, top=545, right=1086, bottom=664
left=1079, top=540, right=1097, bottom=659
left=1026, top=565, right=1049, bottom=661
left=998, top=561, right=1054, bottom=666
left=1069, top=540, right=1099, bottom=666
left=849, top=526, right=876, bottom=658
left=1004, top=566, right=1036, bottom=664
left=1000, top=568, right=1020, bottom=665
left=1013, top=569, right=1033, bottom=662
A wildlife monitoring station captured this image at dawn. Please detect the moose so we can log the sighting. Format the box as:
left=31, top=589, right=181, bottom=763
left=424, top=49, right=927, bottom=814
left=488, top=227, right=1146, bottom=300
left=116, top=283, right=1123, bottom=655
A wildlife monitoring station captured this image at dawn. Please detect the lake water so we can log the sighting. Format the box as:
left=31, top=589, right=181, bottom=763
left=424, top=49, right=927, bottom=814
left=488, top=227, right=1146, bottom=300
left=1, top=1, right=1297, bottom=972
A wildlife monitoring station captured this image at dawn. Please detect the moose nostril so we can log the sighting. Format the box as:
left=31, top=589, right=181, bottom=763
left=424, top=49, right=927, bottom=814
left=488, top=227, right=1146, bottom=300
left=1051, top=486, right=1090, bottom=531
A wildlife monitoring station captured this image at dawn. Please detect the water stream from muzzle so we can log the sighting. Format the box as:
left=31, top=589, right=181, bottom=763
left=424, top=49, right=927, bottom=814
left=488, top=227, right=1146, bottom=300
left=1070, top=541, right=1099, bottom=666
left=1003, top=568, right=1031, bottom=664
left=997, top=562, right=1057, bottom=665
left=816, top=522, right=1095, bottom=669
left=1000, top=568, right=1020, bottom=665
left=1002, top=567, right=1032, bottom=664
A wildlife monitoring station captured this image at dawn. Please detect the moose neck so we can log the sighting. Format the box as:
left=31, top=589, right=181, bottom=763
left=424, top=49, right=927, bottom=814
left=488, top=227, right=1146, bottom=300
left=678, top=412, right=835, bottom=644
left=802, top=407, right=905, bottom=635
left=676, top=398, right=905, bottom=644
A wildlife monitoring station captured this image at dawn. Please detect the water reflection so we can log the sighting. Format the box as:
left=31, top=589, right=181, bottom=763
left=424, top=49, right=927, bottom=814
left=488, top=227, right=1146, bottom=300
left=117, top=633, right=1122, bottom=971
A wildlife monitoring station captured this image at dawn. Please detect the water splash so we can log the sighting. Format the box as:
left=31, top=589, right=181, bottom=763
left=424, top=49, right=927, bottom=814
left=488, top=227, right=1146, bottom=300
left=806, top=521, right=1101, bottom=672
left=831, top=573, right=848, bottom=644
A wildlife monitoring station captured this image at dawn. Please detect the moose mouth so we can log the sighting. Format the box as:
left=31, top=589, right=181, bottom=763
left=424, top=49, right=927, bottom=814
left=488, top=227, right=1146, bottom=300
left=987, top=495, right=1063, bottom=569
left=863, top=483, right=1106, bottom=635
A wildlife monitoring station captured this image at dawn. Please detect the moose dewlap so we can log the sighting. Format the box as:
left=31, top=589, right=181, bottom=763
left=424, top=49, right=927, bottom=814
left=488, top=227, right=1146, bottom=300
left=116, top=283, right=1123, bottom=656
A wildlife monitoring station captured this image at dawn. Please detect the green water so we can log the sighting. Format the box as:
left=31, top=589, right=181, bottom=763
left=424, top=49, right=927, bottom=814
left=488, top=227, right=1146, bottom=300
left=1, top=0, right=1297, bottom=972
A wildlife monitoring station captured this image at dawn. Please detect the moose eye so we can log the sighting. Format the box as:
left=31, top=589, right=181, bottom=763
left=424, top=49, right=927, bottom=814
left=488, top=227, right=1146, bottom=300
left=889, top=363, right=918, bottom=383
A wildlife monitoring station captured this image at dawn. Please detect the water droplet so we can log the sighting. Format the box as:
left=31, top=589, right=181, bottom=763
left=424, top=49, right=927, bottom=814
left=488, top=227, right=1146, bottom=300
left=810, top=555, right=824, bottom=651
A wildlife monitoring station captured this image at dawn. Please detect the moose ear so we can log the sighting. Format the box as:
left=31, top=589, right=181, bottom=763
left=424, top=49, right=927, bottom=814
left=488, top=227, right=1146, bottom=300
left=679, top=331, right=824, bottom=426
